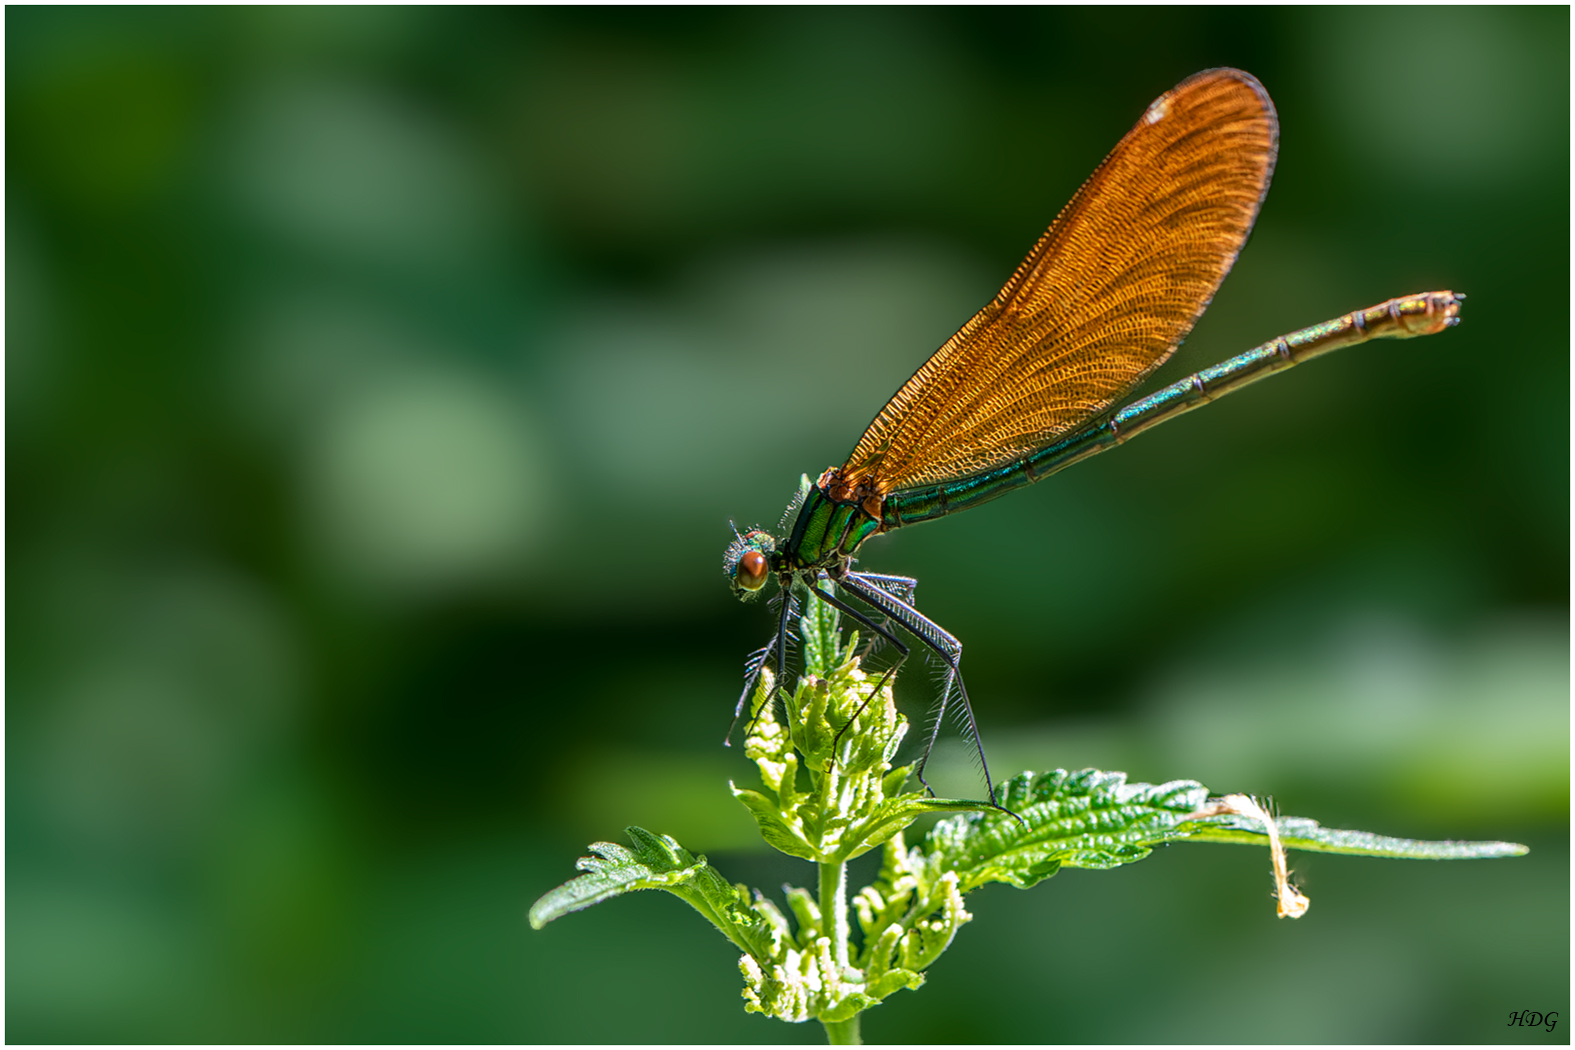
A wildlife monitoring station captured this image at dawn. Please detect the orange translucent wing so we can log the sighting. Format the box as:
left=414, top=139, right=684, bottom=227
left=841, top=68, right=1278, bottom=494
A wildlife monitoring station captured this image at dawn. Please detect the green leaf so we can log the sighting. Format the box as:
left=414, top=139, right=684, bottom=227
left=925, top=769, right=1212, bottom=891
left=730, top=782, right=820, bottom=861
left=800, top=590, right=844, bottom=677
left=1184, top=816, right=1530, bottom=859
left=919, top=769, right=1529, bottom=894
left=527, top=830, right=704, bottom=928
left=528, top=827, right=776, bottom=961
left=841, top=792, right=998, bottom=862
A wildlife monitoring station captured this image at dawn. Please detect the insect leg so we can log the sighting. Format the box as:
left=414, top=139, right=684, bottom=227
left=726, top=637, right=774, bottom=744
left=839, top=571, right=919, bottom=661
left=726, top=583, right=799, bottom=744
left=838, top=574, right=998, bottom=808
left=850, top=571, right=919, bottom=605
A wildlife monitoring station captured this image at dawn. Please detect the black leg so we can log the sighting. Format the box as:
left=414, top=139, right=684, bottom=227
left=839, top=573, right=1001, bottom=811
left=726, top=637, right=774, bottom=744
left=727, top=583, right=798, bottom=745
left=849, top=571, right=919, bottom=606
left=773, top=585, right=794, bottom=710
left=840, top=571, right=919, bottom=662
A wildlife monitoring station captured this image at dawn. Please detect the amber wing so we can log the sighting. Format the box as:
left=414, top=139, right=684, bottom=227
left=840, top=68, right=1279, bottom=495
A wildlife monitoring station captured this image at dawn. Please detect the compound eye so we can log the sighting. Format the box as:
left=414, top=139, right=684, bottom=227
left=736, top=549, right=768, bottom=592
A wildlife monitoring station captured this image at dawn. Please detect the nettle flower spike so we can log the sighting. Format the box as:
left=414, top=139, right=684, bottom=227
left=730, top=641, right=969, bottom=867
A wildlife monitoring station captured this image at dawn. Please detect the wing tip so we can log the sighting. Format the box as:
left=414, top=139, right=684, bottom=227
left=1171, top=67, right=1279, bottom=137
left=1168, top=67, right=1280, bottom=233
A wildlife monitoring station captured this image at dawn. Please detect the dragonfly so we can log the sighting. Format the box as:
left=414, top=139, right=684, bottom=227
left=721, top=68, right=1462, bottom=805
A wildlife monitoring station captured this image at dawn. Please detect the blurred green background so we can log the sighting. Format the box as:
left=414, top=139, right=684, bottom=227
left=8, top=6, right=1568, bottom=1043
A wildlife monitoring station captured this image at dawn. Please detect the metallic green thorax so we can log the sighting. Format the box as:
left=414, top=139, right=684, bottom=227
left=781, top=485, right=882, bottom=573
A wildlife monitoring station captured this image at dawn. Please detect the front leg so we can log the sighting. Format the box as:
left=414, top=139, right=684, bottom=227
left=727, top=582, right=799, bottom=743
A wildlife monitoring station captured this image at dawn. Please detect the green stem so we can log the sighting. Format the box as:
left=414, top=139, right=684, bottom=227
left=818, top=857, right=862, bottom=1043
left=819, top=857, right=849, bottom=970
left=822, top=1015, right=862, bottom=1044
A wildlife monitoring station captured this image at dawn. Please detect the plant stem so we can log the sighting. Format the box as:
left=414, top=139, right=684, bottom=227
left=817, top=857, right=861, bottom=1042
left=818, top=857, right=850, bottom=970
left=822, top=1015, right=862, bottom=1044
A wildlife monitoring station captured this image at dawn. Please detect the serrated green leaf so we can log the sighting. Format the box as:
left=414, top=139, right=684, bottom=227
left=750, top=891, right=795, bottom=941
left=529, top=827, right=776, bottom=961
left=920, top=769, right=1528, bottom=895
left=1183, top=816, right=1530, bottom=859
left=925, top=769, right=1211, bottom=892
left=801, top=593, right=843, bottom=677
left=528, top=834, right=703, bottom=928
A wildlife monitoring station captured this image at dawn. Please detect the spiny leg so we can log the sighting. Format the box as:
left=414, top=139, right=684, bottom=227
left=842, top=573, right=923, bottom=701
left=726, top=583, right=799, bottom=744
left=850, top=571, right=919, bottom=605
left=839, top=573, right=1002, bottom=811
left=842, top=573, right=965, bottom=776
left=843, top=571, right=920, bottom=662
left=726, top=637, right=774, bottom=744
left=761, top=585, right=801, bottom=730
left=918, top=666, right=962, bottom=792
